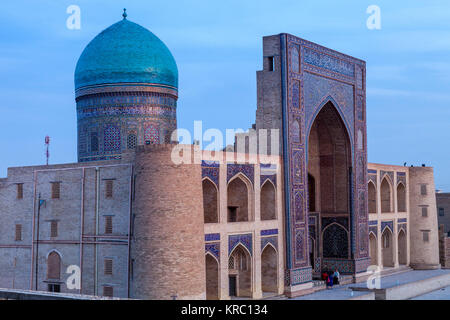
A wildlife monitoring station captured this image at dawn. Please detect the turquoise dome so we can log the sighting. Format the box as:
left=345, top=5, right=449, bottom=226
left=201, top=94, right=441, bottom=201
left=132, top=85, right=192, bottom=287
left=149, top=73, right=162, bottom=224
left=75, top=18, right=178, bottom=90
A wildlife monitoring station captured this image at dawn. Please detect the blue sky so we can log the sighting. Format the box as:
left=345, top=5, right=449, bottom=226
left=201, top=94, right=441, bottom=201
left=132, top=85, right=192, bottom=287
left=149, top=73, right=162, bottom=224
left=0, top=0, right=449, bottom=190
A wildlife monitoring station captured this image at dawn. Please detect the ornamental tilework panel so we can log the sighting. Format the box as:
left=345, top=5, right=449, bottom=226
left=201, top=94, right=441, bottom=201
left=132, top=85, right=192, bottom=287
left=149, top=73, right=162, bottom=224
left=381, top=221, right=394, bottom=233
left=261, top=229, right=278, bottom=236
left=202, top=161, right=220, bottom=187
left=302, top=46, right=355, bottom=78
left=293, top=190, right=305, bottom=223
left=261, top=236, right=278, bottom=251
left=397, top=172, right=407, bottom=186
left=227, top=164, right=254, bottom=185
left=359, top=223, right=368, bottom=255
left=368, top=174, right=377, bottom=186
left=290, top=80, right=301, bottom=111
left=205, top=243, right=220, bottom=261
left=229, top=234, right=252, bottom=256
left=303, top=72, right=355, bottom=140
left=322, top=217, right=348, bottom=231
left=322, top=223, right=349, bottom=259
left=261, top=175, right=276, bottom=188
left=144, top=123, right=160, bottom=143
left=103, top=125, right=121, bottom=152
left=398, top=218, right=407, bottom=223
left=76, top=88, right=178, bottom=162
left=294, top=229, right=306, bottom=263
left=205, top=233, right=220, bottom=242
left=398, top=223, right=407, bottom=233
left=281, top=34, right=367, bottom=279
left=322, top=259, right=354, bottom=274
left=291, top=149, right=304, bottom=186
left=355, top=258, right=371, bottom=273
left=285, top=267, right=312, bottom=286
left=290, top=45, right=300, bottom=73
left=369, top=226, right=377, bottom=236
left=380, top=171, right=394, bottom=184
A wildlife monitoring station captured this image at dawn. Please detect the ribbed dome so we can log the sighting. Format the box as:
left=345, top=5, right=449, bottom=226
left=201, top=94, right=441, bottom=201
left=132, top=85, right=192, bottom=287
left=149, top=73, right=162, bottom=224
left=75, top=19, right=178, bottom=90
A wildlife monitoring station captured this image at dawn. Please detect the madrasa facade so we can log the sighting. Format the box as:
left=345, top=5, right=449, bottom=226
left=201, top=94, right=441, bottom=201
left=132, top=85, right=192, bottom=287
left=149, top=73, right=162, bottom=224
left=0, top=14, right=441, bottom=300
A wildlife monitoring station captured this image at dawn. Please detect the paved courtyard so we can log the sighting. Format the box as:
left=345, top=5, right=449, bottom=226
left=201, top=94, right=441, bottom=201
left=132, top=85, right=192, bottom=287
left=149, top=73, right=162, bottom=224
left=289, top=269, right=450, bottom=300
left=411, top=285, right=450, bottom=300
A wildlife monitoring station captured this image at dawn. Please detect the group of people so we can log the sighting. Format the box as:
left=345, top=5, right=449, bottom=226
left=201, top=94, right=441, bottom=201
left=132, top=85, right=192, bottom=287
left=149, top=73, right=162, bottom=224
left=321, top=269, right=340, bottom=289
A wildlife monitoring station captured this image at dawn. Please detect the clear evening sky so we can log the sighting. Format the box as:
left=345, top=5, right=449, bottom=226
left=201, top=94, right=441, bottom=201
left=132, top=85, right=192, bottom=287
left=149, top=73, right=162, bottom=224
left=0, top=0, right=449, bottom=190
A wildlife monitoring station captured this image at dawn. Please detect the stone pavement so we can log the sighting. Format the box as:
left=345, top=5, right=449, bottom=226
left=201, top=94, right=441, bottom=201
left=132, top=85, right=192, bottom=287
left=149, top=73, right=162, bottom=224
left=288, top=269, right=450, bottom=300
left=411, top=285, right=450, bottom=300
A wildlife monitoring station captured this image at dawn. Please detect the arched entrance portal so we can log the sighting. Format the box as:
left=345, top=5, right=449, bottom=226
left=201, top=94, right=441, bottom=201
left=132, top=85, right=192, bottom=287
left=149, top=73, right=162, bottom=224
left=307, top=101, right=352, bottom=272
left=261, top=244, right=278, bottom=294
left=382, top=228, right=394, bottom=267
left=398, top=230, right=407, bottom=265
left=228, top=245, right=252, bottom=297
left=205, top=254, right=219, bottom=300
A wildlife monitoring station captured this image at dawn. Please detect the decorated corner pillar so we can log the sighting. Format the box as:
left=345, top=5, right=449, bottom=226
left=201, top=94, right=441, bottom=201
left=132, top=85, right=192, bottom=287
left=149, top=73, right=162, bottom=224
left=277, top=34, right=371, bottom=295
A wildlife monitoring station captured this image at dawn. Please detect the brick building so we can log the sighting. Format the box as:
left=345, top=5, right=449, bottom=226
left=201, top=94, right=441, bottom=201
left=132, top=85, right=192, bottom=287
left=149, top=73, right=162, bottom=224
left=0, top=13, right=442, bottom=299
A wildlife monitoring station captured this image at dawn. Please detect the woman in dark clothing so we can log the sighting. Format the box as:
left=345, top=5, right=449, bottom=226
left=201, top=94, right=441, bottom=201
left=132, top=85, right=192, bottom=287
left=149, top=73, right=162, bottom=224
left=333, top=269, right=340, bottom=285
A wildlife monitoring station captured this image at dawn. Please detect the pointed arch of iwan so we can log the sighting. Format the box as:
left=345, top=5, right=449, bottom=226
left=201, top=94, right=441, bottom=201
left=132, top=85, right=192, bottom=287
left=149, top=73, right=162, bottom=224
left=228, top=244, right=253, bottom=297
left=205, top=252, right=220, bottom=300
left=227, top=173, right=254, bottom=222
left=202, top=177, right=219, bottom=223
left=260, top=179, right=276, bottom=221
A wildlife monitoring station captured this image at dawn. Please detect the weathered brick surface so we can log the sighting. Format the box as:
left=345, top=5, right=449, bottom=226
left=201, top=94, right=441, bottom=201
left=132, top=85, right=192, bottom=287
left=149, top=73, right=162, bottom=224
left=130, top=144, right=206, bottom=299
left=409, top=167, right=440, bottom=269
left=437, top=193, right=450, bottom=234
left=0, top=161, right=132, bottom=297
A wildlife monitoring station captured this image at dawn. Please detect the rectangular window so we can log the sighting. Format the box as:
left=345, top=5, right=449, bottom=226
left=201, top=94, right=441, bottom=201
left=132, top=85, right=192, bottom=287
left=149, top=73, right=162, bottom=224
left=227, top=206, right=238, bottom=223
left=17, top=183, right=23, bottom=199
left=51, top=182, right=61, bottom=199
left=265, top=56, right=274, bottom=71
left=103, top=286, right=113, bottom=297
left=420, top=184, right=427, bottom=195
left=105, top=216, right=113, bottom=234
left=105, top=180, right=113, bottom=198
left=421, top=207, right=428, bottom=217
left=50, top=221, right=58, bottom=238
left=104, top=259, right=113, bottom=275
left=439, top=208, right=445, bottom=217
left=15, top=224, right=22, bottom=241
left=423, top=231, right=430, bottom=242
left=48, top=284, right=61, bottom=293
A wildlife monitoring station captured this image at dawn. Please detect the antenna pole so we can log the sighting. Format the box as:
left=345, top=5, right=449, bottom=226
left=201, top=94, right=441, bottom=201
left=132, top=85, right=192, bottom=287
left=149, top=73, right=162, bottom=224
left=45, top=136, right=50, bottom=166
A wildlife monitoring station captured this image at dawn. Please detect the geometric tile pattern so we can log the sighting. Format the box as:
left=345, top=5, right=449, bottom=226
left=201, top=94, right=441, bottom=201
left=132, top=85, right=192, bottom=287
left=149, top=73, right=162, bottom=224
left=202, top=161, right=220, bottom=187
left=261, top=236, right=278, bottom=251
left=205, top=242, right=220, bottom=261
left=205, top=233, right=220, bottom=242
left=227, top=164, right=254, bottom=185
left=260, top=229, right=278, bottom=236
left=229, top=233, right=252, bottom=256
